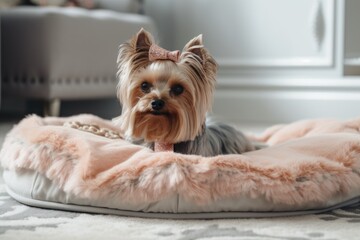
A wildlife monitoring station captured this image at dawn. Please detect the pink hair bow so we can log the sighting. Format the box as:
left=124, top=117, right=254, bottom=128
left=149, top=44, right=180, bottom=62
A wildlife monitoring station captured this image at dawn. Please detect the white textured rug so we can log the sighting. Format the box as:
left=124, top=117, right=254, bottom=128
left=1, top=120, right=360, bottom=240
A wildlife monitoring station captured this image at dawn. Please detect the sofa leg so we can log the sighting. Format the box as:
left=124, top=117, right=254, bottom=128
left=44, top=99, right=61, bottom=117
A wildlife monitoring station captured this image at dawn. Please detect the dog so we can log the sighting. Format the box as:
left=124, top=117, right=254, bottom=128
left=114, top=28, right=254, bottom=156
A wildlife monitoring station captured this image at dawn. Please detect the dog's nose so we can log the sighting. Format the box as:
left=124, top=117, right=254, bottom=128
left=151, top=99, right=165, bottom=111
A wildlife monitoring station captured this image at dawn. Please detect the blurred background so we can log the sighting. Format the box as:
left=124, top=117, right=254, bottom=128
left=1, top=0, right=360, bottom=126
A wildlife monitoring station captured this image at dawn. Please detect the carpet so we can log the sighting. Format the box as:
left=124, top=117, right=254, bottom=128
left=1, top=120, right=360, bottom=240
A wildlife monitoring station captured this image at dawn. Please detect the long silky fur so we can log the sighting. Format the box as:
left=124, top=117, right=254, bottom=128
left=174, top=120, right=255, bottom=156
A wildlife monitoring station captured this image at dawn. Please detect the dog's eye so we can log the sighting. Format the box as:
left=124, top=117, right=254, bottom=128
left=141, top=82, right=151, bottom=93
left=171, top=84, right=184, bottom=96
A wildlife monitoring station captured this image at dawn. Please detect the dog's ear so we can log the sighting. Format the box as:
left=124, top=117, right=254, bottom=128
left=135, top=28, right=154, bottom=51
left=183, top=34, right=204, bottom=62
left=117, top=28, right=154, bottom=104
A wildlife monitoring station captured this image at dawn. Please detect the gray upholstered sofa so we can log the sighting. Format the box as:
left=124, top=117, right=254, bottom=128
left=1, top=1, right=155, bottom=116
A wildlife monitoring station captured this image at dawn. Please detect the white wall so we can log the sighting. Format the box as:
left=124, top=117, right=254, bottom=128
left=144, top=0, right=175, bottom=50
left=145, top=0, right=360, bottom=124
left=344, top=0, right=360, bottom=75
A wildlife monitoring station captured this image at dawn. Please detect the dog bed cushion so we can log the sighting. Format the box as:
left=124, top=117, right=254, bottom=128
left=1, top=114, right=360, bottom=219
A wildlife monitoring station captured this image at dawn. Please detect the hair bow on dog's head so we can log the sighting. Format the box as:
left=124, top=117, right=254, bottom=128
left=149, top=44, right=180, bottom=62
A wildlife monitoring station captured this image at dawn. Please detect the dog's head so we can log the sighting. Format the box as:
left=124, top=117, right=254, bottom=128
left=116, top=29, right=217, bottom=143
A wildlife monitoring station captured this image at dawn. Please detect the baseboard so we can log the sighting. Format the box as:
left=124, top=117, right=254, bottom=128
left=213, top=76, right=360, bottom=124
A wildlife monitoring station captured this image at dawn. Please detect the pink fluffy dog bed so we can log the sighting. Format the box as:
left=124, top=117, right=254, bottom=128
left=1, top=114, right=360, bottom=219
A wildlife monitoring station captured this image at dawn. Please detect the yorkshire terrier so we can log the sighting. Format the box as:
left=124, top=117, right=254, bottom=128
left=114, top=28, right=254, bottom=156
